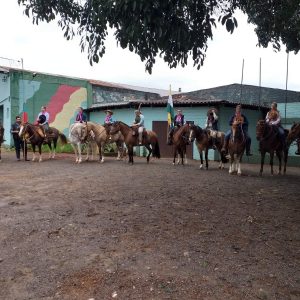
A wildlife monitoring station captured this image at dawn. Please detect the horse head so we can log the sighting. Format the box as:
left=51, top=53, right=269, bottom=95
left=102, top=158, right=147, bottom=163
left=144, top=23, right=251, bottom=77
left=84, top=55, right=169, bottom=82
left=287, top=122, right=300, bottom=145
left=188, top=125, right=203, bottom=143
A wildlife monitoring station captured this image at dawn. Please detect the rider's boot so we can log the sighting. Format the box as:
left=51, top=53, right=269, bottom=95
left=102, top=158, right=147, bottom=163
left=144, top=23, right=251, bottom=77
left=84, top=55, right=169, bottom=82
left=138, top=132, right=143, bottom=145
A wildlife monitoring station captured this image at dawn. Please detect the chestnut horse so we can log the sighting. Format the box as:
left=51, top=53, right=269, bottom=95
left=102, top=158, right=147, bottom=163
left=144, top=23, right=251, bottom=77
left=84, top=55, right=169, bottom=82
left=19, top=123, right=67, bottom=162
left=172, top=124, right=191, bottom=165
left=256, top=120, right=288, bottom=175
left=0, top=124, right=4, bottom=162
left=189, top=125, right=226, bottom=169
left=227, top=121, right=246, bottom=175
left=109, top=121, right=160, bottom=164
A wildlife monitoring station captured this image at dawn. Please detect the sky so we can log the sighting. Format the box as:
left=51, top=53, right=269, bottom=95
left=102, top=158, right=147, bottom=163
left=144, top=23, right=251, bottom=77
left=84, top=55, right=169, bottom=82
left=0, top=1, right=299, bottom=93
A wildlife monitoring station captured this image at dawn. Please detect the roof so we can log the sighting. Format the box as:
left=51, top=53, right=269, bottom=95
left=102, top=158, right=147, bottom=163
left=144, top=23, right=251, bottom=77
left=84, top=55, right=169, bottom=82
left=179, top=83, right=300, bottom=104
left=86, top=96, right=269, bottom=112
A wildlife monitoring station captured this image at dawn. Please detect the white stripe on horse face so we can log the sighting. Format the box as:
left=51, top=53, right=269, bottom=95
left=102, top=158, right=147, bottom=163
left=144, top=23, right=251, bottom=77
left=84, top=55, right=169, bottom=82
left=19, top=125, right=24, bottom=137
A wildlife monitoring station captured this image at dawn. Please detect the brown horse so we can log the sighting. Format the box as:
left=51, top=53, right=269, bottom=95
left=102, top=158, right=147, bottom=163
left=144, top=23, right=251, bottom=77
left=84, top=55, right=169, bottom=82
left=19, top=123, right=67, bottom=162
left=189, top=125, right=226, bottom=169
left=227, top=121, right=246, bottom=175
left=256, top=120, right=288, bottom=175
left=109, top=121, right=160, bottom=164
left=172, top=124, right=191, bottom=165
left=0, top=124, right=4, bottom=162
left=287, top=122, right=300, bottom=154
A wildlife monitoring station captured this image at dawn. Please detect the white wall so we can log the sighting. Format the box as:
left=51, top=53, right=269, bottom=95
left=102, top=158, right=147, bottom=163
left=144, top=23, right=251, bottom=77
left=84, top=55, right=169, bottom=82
left=0, top=73, right=11, bottom=145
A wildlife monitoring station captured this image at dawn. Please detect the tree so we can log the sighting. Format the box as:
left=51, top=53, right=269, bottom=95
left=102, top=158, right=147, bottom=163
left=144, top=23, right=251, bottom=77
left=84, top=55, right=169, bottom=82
left=17, top=0, right=300, bottom=73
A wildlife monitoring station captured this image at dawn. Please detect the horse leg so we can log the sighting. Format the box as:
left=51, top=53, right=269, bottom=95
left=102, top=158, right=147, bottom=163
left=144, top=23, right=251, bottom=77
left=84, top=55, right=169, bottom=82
left=78, top=143, right=82, bottom=163
left=128, top=146, right=134, bottom=164
left=277, top=150, right=282, bottom=175
left=52, top=139, right=57, bottom=159
left=173, top=147, right=177, bottom=165
left=259, top=151, right=266, bottom=176
left=32, top=144, right=36, bottom=161
left=184, top=146, right=187, bottom=165
left=270, top=151, right=274, bottom=175
left=48, top=143, right=52, bottom=159
left=205, top=148, right=208, bottom=170
left=283, top=148, right=288, bottom=175
left=229, top=155, right=234, bottom=174
left=199, top=150, right=203, bottom=169
left=71, top=143, right=78, bottom=163
left=100, top=144, right=105, bottom=163
left=38, top=145, right=43, bottom=162
left=237, top=156, right=242, bottom=176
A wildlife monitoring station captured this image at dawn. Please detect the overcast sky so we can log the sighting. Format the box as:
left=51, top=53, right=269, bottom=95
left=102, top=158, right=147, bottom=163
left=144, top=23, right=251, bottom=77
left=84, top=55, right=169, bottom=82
left=0, top=1, right=299, bottom=93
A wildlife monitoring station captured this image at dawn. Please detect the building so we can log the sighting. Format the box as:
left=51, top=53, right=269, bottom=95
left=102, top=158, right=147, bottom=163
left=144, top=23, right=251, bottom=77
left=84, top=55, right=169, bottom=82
left=1, top=66, right=299, bottom=165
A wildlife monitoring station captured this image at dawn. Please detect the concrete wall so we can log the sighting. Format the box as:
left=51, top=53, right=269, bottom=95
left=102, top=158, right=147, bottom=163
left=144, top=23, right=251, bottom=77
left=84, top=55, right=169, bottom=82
left=9, top=70, right=90, bottom=143
left=0, top=73, right=11, bottom=143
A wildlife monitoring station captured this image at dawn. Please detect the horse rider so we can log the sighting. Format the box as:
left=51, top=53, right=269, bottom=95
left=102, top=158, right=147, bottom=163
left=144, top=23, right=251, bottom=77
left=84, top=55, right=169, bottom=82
left=103, top=109, right=115, bottom=135
left=205, top=108, right=218, bottom=149
left=265, top=102, right=286, bottom=150
left=36, top=106, right=50, bottom=142
left=131, top=109, right=145, bottom=145
left=221, top=104, right=252, bottom=156
left=168, top=109, right=185, bottom=145
left=75, top=107, right=87, bottom=123
left=10, top=115, right=29, bottom=161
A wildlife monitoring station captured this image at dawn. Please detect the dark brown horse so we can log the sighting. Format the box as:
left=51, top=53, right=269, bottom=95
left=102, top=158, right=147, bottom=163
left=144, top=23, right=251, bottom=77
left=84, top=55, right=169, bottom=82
left=172, top=124, right=191, bottom=165
left=256, top=120, right=288, bottom=175
left=0, top=124, right=4, bottom=162
left=19, top=123, right=67, bottom=162
left=109, top=121, right=160, bottom=164
left=188, top=125, right=226, bottom=169
left=227, top=121, right=246, bottom=175
left=287, top=122, right=300, bottom=154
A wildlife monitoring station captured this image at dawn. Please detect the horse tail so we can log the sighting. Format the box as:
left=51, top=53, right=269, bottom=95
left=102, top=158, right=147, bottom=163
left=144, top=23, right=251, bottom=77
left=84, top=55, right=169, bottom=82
left=152, top=140, right=161, bottom=158
left=59, top=132, right=68, bottom=145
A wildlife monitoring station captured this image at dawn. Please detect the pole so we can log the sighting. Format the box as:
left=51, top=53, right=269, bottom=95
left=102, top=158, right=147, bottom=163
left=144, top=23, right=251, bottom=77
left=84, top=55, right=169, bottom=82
left=240, top=58, right=244, bottom=104
left=167, top=85, right=171, bottom=144
left=284, top=52, right=289, bottom=125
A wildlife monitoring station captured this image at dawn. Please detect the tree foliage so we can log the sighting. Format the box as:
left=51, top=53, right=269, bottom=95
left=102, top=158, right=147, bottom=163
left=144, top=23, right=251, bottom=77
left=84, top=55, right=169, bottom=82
left=17, top=0, right=300, bottom=73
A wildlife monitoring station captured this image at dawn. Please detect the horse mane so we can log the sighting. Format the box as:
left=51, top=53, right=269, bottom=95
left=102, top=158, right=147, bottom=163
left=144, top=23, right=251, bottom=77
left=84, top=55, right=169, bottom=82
left=86, top=121, right=105, bottom=135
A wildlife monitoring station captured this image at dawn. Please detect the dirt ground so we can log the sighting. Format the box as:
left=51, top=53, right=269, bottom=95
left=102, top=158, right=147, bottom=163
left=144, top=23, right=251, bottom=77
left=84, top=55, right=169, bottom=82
left=0, top=150, right=299, bottom=300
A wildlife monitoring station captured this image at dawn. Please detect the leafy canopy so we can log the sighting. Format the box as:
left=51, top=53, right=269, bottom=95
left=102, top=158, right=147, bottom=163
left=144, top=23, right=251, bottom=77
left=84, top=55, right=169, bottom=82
left=18, top=0, right=300, bottom=73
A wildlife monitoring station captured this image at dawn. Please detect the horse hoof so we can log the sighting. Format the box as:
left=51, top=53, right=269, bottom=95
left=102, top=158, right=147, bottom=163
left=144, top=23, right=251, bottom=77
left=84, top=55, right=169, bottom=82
left=199, top=165, right=203, bottom=169
left=237, top=172, right=242, bottom=176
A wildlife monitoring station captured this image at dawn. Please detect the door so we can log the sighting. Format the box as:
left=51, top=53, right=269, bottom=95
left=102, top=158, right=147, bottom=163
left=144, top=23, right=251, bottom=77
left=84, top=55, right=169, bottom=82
left=152, top=121, right=193, bottom=159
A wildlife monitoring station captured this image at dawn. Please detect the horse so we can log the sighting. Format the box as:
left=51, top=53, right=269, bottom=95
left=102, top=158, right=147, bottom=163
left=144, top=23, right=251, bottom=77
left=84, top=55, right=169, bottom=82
left=19, top=122, right=67, bottom=162
left=256, top=120, right=288, bottom=175
left=0, top=124, right=4, bottom=162
left=85, top=122, right=125, bottom=163
left=109, top=121, right=160, bottom=164
left=287, top=122, right=300, bottom=154
left=172, top=124, right=191, bottom=165
left=189, top=125, right=226, bottom=169
left=69, top=122, right=88, bottom=163
left=227, top=120, right=246, bottom=175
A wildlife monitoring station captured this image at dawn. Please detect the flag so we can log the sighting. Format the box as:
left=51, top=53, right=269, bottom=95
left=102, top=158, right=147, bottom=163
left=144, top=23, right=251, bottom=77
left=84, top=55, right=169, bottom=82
left=167, top=85, right=174, bottom=127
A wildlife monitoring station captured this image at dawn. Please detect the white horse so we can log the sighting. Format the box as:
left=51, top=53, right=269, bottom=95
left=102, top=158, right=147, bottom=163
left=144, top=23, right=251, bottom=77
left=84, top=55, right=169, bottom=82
left=69, top=123, right=88, bottom=163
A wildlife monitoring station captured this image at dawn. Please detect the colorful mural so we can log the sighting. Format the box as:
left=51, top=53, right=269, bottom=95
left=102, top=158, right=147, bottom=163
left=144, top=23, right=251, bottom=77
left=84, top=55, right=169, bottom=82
left=20, top=80, right=87, bottom=135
